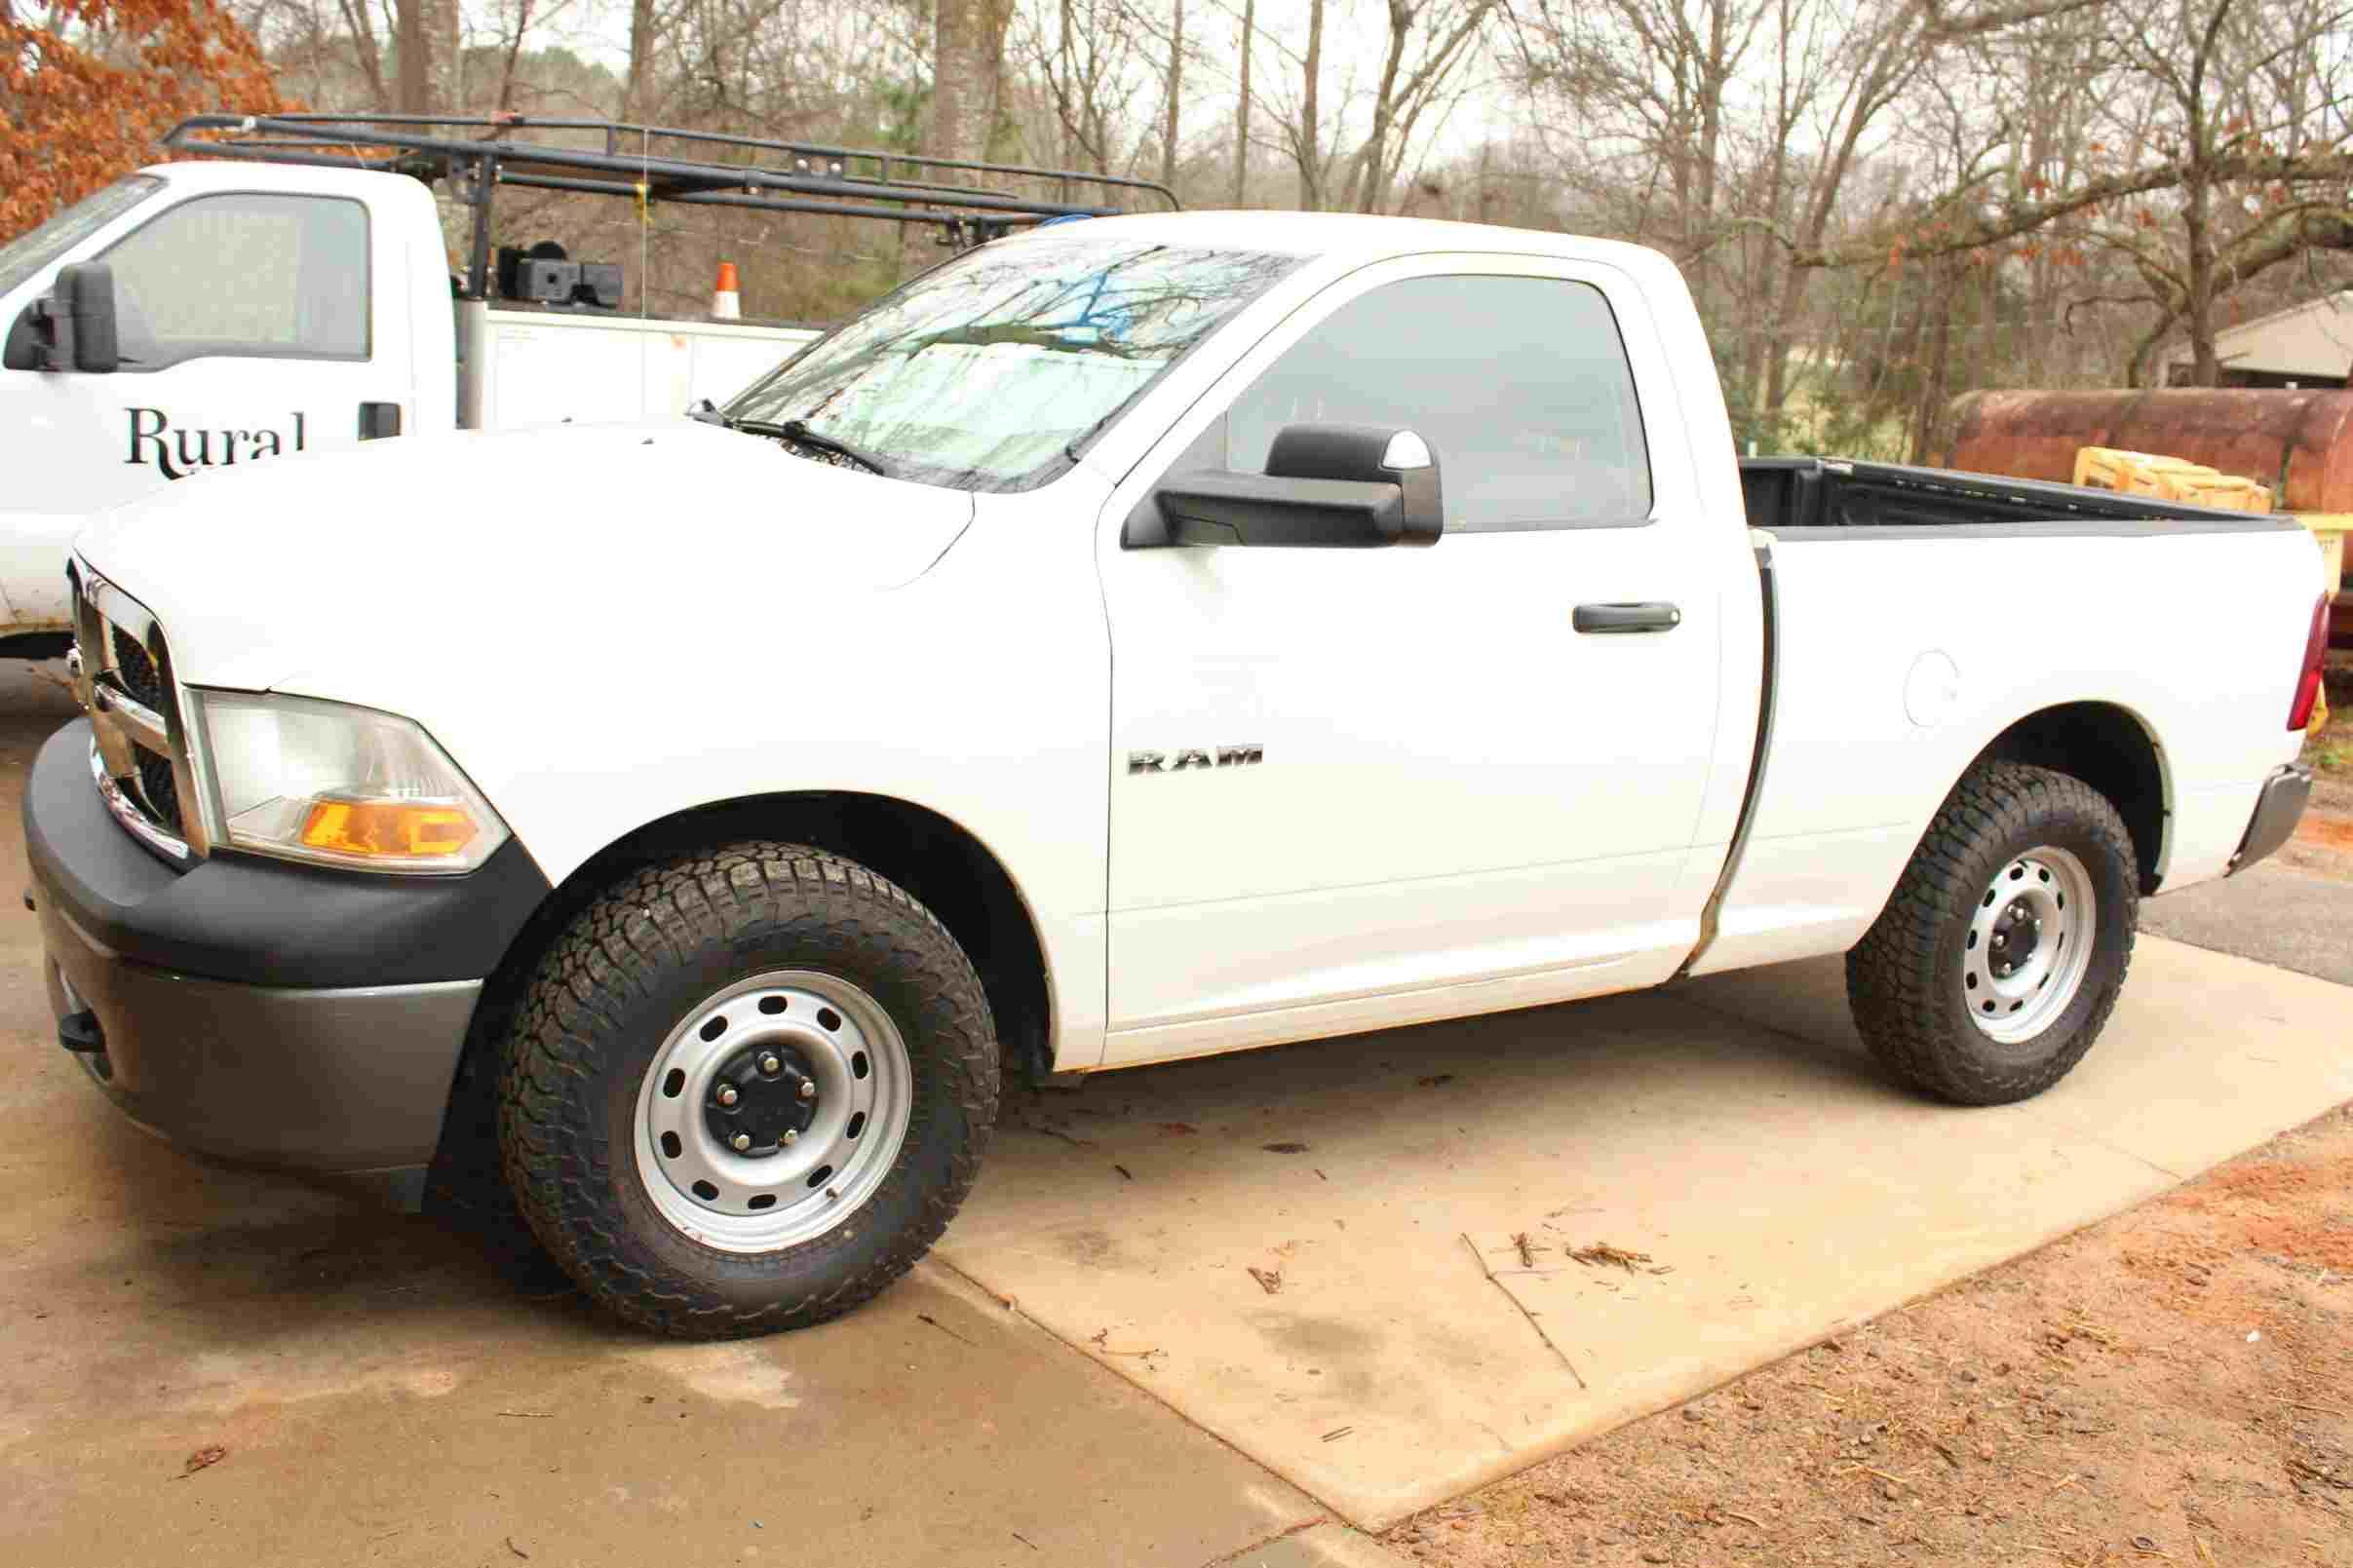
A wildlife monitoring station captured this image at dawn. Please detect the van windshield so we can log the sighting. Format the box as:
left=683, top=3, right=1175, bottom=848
left=721, top=232, right=1300, bottom=492
left=0, top=176, right=163, bottom=302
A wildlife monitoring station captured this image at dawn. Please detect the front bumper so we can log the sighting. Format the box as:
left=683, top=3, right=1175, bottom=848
left=24, top=718, right=549, bottom=1186
left=40, top=902, right=482, bottom=1176
left=2228, top=763, right=2312, bottom=875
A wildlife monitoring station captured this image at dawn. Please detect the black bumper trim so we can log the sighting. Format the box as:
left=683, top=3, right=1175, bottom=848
left=2228, top=764, right=2312, bottom=875
left=41, top=899, right=482, bottom=1174
left=23, top=718, right=550, bottom=987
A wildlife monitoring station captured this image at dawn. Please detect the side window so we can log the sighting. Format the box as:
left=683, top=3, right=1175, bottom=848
left=1227, top=275, right=1652, bottom=532
left=100, top=194, right=369, bottom=371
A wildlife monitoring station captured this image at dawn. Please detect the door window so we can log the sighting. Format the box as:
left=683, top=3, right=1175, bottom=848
left=1226, top=274, right=1652, bottom=531
left=99, top=194, right=369, bottom=371
left=0, top=175, right=162, bottom=301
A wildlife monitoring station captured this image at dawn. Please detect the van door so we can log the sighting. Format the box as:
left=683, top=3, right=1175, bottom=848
left=0, top=187, right=412, bottom=634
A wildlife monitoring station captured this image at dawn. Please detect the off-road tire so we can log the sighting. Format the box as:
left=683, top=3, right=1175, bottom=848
left=496, top=841, right=996, bottom=1337
left=1846, top=762, right=2138, bottom=1105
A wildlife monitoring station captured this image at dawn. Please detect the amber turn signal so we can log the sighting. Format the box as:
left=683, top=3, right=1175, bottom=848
left=298, top=798, right=481, bottom=860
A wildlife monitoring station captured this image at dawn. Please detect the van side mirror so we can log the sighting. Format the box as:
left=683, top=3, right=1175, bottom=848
left=2, top=263, right=120, bottom=374
left=1127, top=423, right=1445, bottom=549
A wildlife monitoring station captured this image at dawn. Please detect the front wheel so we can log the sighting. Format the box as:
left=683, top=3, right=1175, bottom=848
left=497, top=842, right=997, bottom=1337
left=1847, top=762, right=2139, bottom=1105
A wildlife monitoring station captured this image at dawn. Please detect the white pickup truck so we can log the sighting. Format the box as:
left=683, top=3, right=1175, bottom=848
left=24, top=210, right=2324, bottom=1340
left=0, top=113, right=1160, bottom=654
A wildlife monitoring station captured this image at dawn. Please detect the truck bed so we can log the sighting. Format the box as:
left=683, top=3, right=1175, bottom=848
left=1740, top=457, right=2275, bottom=535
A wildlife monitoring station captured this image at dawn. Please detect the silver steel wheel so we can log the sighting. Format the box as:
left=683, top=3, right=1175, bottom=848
left=632, top=970, right=912, bottom=1253
left=1961, top=846, right=2097, bottom=1045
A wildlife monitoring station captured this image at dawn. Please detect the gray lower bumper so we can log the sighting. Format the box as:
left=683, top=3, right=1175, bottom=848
left=2228, top=764, right=2313, bottom=875
left=39, top=896, right=481, bottom=1180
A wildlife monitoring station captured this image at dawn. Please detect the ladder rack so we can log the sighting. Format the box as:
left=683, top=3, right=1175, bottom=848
left=164, top=113, right=1180, bottom=300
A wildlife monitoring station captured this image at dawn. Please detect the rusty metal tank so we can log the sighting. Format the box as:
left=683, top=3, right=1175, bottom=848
left=1945, top=389, right=2353, bottom=513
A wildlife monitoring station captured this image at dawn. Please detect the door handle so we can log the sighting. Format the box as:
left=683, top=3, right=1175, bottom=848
left=1573, top=601, right=1682, bottom=634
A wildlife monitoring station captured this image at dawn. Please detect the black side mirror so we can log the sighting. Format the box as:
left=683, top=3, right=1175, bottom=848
left=1128, top=422, right=1444, bottom=549
left=2, top=263, right=120, bottom=374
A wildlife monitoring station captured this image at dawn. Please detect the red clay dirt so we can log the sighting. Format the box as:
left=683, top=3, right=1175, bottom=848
left=1386, top=1105, right=2353, bottom=1567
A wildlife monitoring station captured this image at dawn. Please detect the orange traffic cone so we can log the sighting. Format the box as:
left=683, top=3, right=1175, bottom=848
left=712, top=260, right=742, bottom=321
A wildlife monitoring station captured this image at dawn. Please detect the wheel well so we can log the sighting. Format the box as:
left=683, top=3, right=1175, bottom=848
left=1979, top=703, right=2167, bottom=895
left=424, top=792, right=1053, bottom=1218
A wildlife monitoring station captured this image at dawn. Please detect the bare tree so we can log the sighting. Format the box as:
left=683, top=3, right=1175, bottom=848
left=1233, top=0, right=1254, bottom=204
left=2077, top=0, right=2353, bottom=383
left=1160, top=0, right=1185, bottom=188
left=1023, top=0, right=1147, bottom=174
left=1341, top=0, right=1498, bottom=213
left=394, top=0, right=429, bottom=110
left=931, top=0, right=1009, bottom=162
left=623, top=0, right=661, bottom=121
left=1295, top=0, right=1324, bottom=208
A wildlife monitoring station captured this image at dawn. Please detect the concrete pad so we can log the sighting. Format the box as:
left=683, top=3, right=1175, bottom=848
left=0, top=707, right=1323, bottom=1568
left=1681, top=937, right=2353, bottom=1180
left=0, top=1052, right=1322, bottom=1568
left=943, top=942, right=2353, bottom=1530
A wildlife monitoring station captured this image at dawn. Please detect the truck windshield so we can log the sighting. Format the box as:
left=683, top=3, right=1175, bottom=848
left=721, top=233, right=1301, bottom=492
left=0, top=176, right=163, bottom=302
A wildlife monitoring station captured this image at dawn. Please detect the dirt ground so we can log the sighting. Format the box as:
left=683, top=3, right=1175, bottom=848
left=1384, top=1102, right=2353, bottom=1568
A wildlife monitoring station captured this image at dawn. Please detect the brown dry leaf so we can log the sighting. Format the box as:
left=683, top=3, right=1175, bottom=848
left=1261, top=1141, right=1310, bottom=1154
left=1156, top=1122, right=1199, bottom=1135
left=1568, top=1242, right=1655, bottom=1272
left=176, top=1444, right=228, bottom=1478
left=1247, top=1265, right=1283, bottom=1295
left=1415, top=1074, right=1456, bottom=1089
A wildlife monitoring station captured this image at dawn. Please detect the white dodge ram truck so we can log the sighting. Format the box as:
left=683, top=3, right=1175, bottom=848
left=24, top=210, right=2324, bottom=1338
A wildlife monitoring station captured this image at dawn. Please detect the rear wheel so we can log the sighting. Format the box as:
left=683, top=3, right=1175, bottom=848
left=1847, top=762, right=2138, bottom=1105
left=497, top=842, right=996, bottom=1337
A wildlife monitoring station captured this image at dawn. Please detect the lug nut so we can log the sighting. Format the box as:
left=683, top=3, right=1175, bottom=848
left=717, top=1084, right=739, bottom=1106
left=759, top=1053, right=782, bottom=1075
left=782, top=1128, right=799, bottom=1146
left=731, top=1132, right=752, bottom=1152
left=797, top=1080, right=816, bottom=1100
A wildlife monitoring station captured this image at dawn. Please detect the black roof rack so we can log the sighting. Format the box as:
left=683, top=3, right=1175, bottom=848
left=163, top=113, right=1181, bottom=300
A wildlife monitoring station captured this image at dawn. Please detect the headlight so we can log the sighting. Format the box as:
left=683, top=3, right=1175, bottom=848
left=190, top=691, right=509, bottom=874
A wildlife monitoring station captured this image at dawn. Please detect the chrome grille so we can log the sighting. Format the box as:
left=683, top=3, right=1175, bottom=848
left=109, top=626, right=164, bottom=708
left=70, top=566, right=208, bottom=863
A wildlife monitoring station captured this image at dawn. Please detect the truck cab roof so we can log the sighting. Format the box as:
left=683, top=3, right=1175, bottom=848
left=1001, top=208, right=1675, bottom=272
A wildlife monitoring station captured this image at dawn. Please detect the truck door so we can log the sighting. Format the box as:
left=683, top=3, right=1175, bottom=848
left=0, top=187, right=411, bottom=633
left=1099, top=256, right=1725, bottom=1062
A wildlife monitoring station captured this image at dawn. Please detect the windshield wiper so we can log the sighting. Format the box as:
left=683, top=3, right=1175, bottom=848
left=701, top=409, right=893, bottom=478
left=773, top=419, right=892, bottom=478
left=913, top=324, right=1147, bottom=360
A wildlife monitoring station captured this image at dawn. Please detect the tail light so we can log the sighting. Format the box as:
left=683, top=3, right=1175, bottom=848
left=2289, top=593, right=2330, bottom=731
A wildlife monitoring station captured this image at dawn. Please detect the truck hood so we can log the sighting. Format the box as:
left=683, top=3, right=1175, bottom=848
left=75, top=419, right=976, bottom=694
